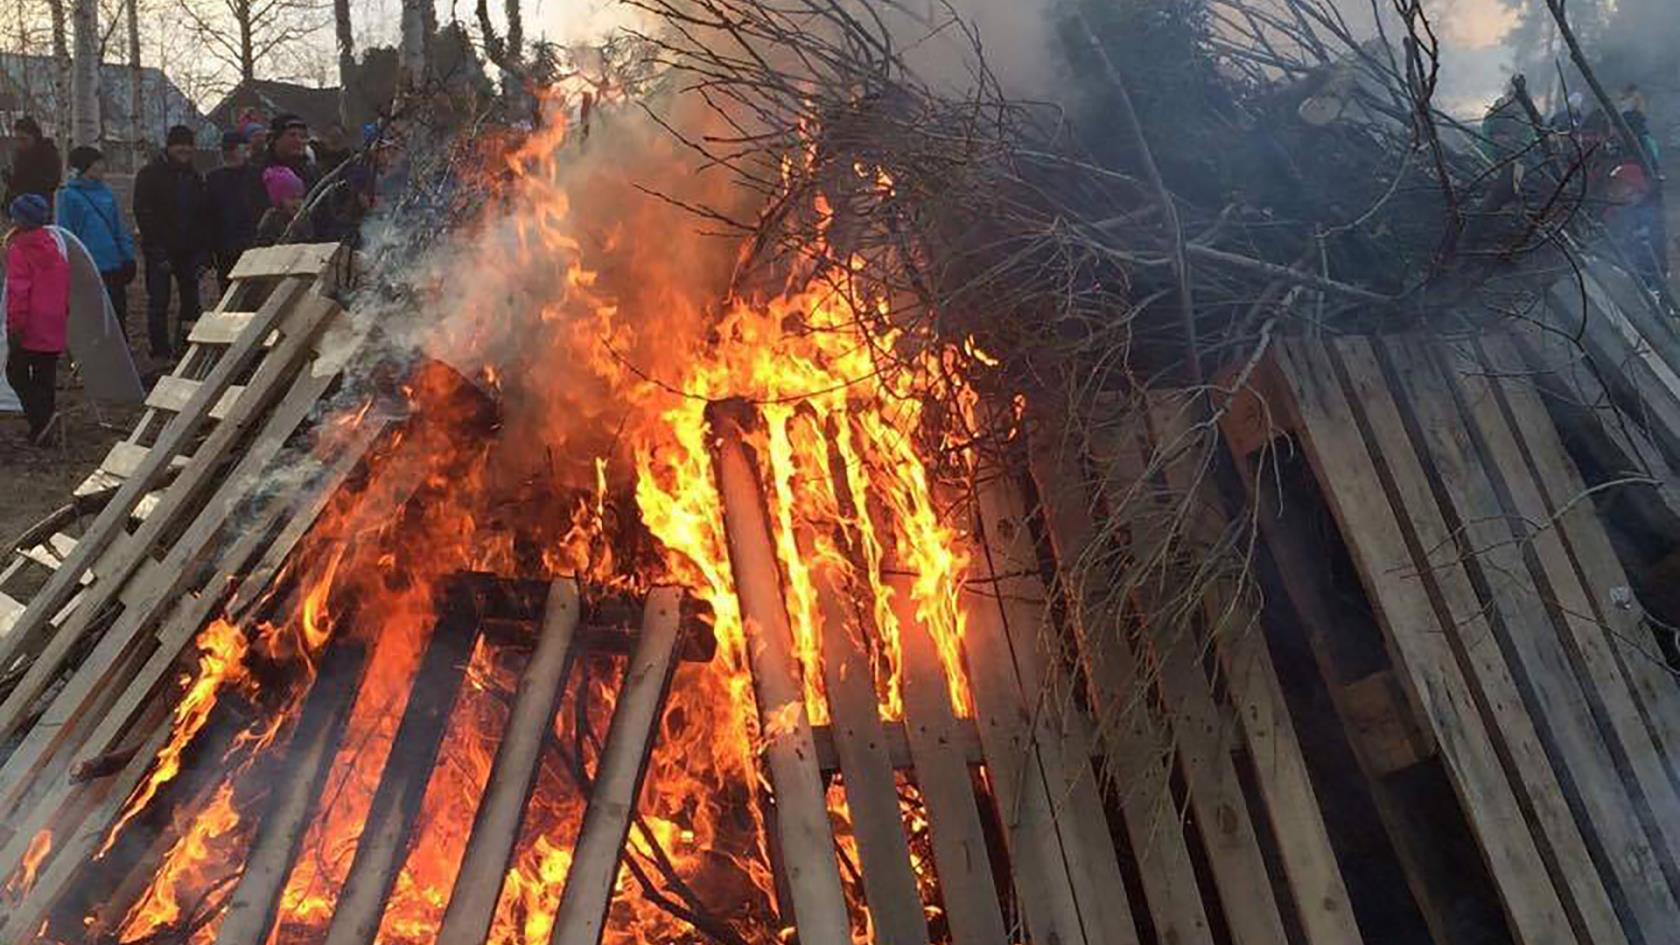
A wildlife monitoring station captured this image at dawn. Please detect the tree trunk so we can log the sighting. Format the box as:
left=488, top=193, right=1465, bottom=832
left=399, top=0, right=430, bottom=90
left=238, top=0, right=255, bottom=82
left=504, top=0, right=522, bottom=63
left=70, top=0, right=99, bottom=147
left=334, top=0, right=356, bottom=126
left=46, top=0, right=70, bottom=155
left=127, top=0, right=142, bottom=166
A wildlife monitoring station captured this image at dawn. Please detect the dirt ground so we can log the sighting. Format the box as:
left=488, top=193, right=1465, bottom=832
left=2, top=275, right=198, bottom=546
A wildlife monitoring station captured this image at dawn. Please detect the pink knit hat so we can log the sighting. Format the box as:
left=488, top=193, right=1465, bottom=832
left=263, top=165, right=306, bottom=206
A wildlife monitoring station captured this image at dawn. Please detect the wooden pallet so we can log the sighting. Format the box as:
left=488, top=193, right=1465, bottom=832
left=715, top=393, right=1362, bottom=945
left=1221, top=332, right=1680, bottom=945
left=0, top=243, right=372, bottom=926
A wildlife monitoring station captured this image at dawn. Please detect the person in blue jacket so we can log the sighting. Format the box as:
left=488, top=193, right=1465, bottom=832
left=55, top=145, right=137, bottom=338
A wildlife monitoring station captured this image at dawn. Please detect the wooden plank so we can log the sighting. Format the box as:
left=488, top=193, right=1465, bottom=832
left=0, top=308, right=358, bottom=822
left=437, top=580, right=581, bottom=945
left=187, top=312, right=258, bottom=346
left=1338, top=670, right=1432, bottom=775
left=1473, top=338, right=1680, bottom=824
left=213, top=642, right=369, bottom=945
left=888, top=574, right=1009, bottom=945
left=1379, top=335, right=1678, bottom=935
left=972, top=475, right=1139, bottom=945
left=321, top=580, right=483, bottom=945
left=548, top=587, right=684, bottom=945
left=810, top=718, right=984, bottom=771
left=145, top=375, right=246, bottom=421
left=0, top=592, right=21, bottom=638
left=0, top=279, right=334, bottom=749
left=1146, top=392, right=1364, bottom=945
left=1267, top=336, right=1583, bottom=945
left=709, top=401, right=850, bottom=945
left=227, top=242, right=342, bottom=280
left=99, top=440, right=190, bottom=480
left=810, top=568, right=929, bottom=945
left=1028, top=429, right=1217, bottom=945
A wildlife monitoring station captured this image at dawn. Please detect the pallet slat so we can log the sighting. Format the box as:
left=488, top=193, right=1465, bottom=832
left=549, top=587, right=683, bottom=945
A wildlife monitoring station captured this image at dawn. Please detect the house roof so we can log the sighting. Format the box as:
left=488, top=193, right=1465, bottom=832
left=205, top=79, right=344, bottom=137
left=0, top=53, right=207, bottom=145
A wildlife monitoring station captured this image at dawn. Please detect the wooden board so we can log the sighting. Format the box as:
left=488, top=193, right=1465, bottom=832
left=811, top=569, right=929, bottom=945
left=227, top=243, right=343, bottom=280
left=549, top=587, right=683, bottom=945
left=1263, top=336, right=1586, bottom=945
left=1378, top=335, right=1678, bottom=935
left=145, top=376, right=245, bottom=421
left=1027, top=430, right=1216, bottom=945
left=888, top=575, right=1009, bottom=945
left=437, top=580, right=581, bottom=945
left=1145, top=392, right=1363, bottom=945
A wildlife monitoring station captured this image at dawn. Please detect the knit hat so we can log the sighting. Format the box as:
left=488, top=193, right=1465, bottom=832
left=68, top=145, right=103, bottom=173
left=221, top=129, right=247, bottom=150
left=166, top=124, right=195, bottom=148
left=243, top=122, right=268, bottom=140
left=10, top=193, right=49, bottom=228
left=263, top=165, right=306, bottom=206
left=270, top=113, right=308, bottom=136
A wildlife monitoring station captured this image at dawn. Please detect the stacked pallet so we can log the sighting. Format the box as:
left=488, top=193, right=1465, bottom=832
left=0, top=244, right=387, bottom=936
left=1223, top=332, right=1680, bottom=945
left=714, top=393, right=1365, bottom=945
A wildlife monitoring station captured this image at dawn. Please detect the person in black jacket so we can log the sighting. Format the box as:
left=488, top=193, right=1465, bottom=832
left=132, top=125, right=210, bottom=361
left=4, top=116, right=62, bottom=211
left=204, top=129, right=267, bottom=290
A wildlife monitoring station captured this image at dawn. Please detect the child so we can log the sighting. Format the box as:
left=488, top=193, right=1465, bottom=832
left=5, top=193, right=70, bottom=444
left=56, top=146, right=137, bottom=336
left=256, top=166, right=313, bottom=247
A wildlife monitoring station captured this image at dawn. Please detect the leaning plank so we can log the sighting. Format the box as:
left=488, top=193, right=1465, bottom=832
left=888, top=574, right=1009, bottom=945
left=0, top=297, right=354, bottom=816
left=1028, top=429, right=1216, bottom=945
left=972, top=475, right=1140, bottom=945
left=549, top=586, right=683, bottom=945
left=321, top=580, right=483, bottom=945
left=188, top=312, right=260, bottom=346
left=0, top=272, right=318, bottom=715
left=437, top=580, right=581, bottom=945
left=227, top=243, right=342, bottom=280
left=811, top=568, right=929, bottom=945
left=99, top=441, right=191, bottom=480
left=1266, top=337, right=1583, bottom=945
left=709, top=401, right=851, bottom=945
left=1474, top=338, right=1680, bottom=808
left=213, top=642, right=370, bottom=945
left=1379, top=336, right=1678, bottom=934
left=1146, top=392, right=1366, bottom=945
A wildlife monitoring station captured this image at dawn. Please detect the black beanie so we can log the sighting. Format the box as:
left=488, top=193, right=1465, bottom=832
left=166, top=124, right=195, bottom=147
left=68, top=145, right=103, bottom=173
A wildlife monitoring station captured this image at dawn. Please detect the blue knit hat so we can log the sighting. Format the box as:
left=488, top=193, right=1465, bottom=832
left=9, top=193, right=49, bottom=228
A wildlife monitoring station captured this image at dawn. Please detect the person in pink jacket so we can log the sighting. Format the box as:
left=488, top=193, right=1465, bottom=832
left=5, top=193, right=70, bottom=444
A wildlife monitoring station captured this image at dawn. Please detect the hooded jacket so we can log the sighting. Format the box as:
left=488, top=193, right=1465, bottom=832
left=5, top=227, right=70, bottom=353
left=56, top=175, right=136, bottom=274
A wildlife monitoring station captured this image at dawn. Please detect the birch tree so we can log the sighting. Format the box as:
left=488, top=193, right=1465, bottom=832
left=46, top=0, right=70, bottom=153
left=71, top=0, right=99, bottom=145
left=333, top=0, right=352, bottom=124
left=128, top=0, right=141, bottom=156
left=399, top=0, right=431, bottom=89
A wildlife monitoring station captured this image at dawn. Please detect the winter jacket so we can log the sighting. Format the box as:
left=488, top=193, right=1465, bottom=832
left=254, top=206, right=314, bottom=247
left=55, top=176, right=135, bottom=274
left=3, top=140, right=62, bottom=208
left=5, top=227, right=70, bottom=353
left=132, top=155, right=210, bottom=257
left=205, top=163, right=268, bottom=258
